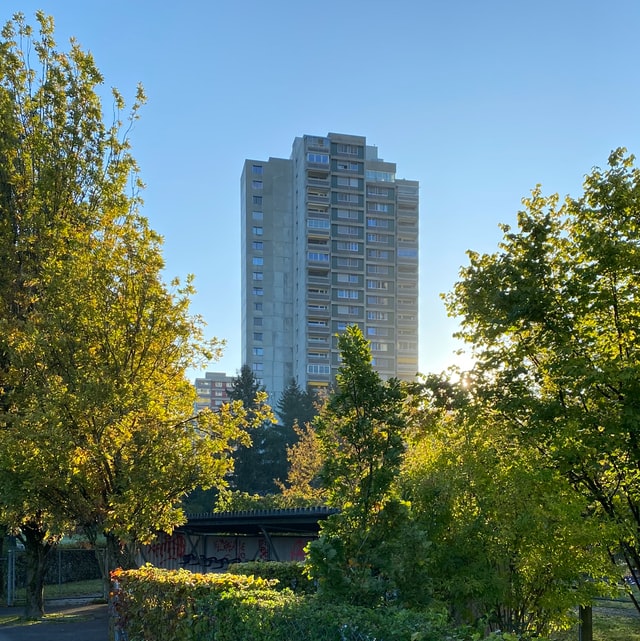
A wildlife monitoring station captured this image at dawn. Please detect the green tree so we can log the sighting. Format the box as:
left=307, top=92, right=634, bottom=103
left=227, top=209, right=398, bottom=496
left=227, top=365, right=296, bottom=495
left=275, top=378, right=318, bottom=430
left=0, top=12, right=269, bottom=616
left=228, top=364, right=265, bottom=416
left=402, top=375, right=616, bottom=636
left=306, top=326, right=429, bottom=606
left=446, top=148, right=640, bottom=613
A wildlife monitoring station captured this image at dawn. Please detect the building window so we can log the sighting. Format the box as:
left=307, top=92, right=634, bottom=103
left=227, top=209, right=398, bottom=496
left=336, top=192, right=359, bottom=203
left=252, top=180, right=263, bottom=189
left=308, top=319, right=328, bottom=327
left=366, top=233, right=391, bottom=244
left=336, top=225, right=359, bottom=236
left=254, top=302, right=263, bottom=311
left=336, top=143, right=360, bottom=155
left=252, top=226, right=263, bottom=235
left=307, top=351, right=329, bottom=360
left=337, top=176, right=359, bottom=188
left=253, top=347, right=264, bottom=356
left=367, top=186, right=390, bottom=197
left=367, top=327, right=389, bottom=336
left=253, top=332, right=263, bottom=341
left=336, top=257, right=360, bottom=268
left=367, top=310, right=389, bottom=320
left=368, top=202, right=389, bottom=212
left=365, top=170, right=395, bottom=182
left=307, top=152, right=329, bottom=164
left=254, top=317, right=263, bottom=326
left=398, top=248, right=418, bottom=258
left=335, top=208, right=359, bottom=220
left=252, top=164, right=263, bottom=174
left=367, top=279, right=389, bottom=290
left=368, top=249, right=390, bottom=260
left=252, top=272, right=263, bottom=281
left=307, top=364, right=331, bottom=374
left=252, top=287, right=263, bottom=296
left=370, top=342, right=389, bottom=352
left=336, top=241, right=360, bottom=252
left=252, top=256, right=264, bottom=266
left=336, top=273, right=358, bottom=283
left=252, top=241, right=263, bottom=250
left=252, top=195, right=262, bottom=205
left=367, top=295, right=389, bottom=305
left=336, top=160, right=360, bottom=171
left=308, top=218, right=330, bottom=229
left=308, top=251, right=330, bottom=262
left=337, top=289, right=359, bottom=300
left=366, top=217, right=389, bottom=228
left=252, top=362, right=264, bottom=372
left=252, top=211, right=263, bottom=220
left=337, top=305, right=360, bottom=315
left=367, top=264, right=389, bottom=275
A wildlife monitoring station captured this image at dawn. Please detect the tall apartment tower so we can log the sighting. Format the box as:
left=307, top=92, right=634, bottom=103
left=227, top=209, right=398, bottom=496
left=241, top=132, right=419, bottom=401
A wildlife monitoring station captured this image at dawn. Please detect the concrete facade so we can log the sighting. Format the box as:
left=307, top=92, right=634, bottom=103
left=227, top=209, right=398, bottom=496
left=241, top=133, right=419, bottom=401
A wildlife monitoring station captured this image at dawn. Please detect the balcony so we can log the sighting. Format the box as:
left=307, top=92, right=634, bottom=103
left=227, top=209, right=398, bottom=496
left=307, top=177, right=330, bottom=187
left=307, top=193, right=330, bottom=204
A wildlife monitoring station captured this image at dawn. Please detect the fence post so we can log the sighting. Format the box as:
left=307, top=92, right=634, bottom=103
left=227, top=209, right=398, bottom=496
left=7, top=549, right=15, bottom=607
left=578, top=605, right=592, bottom=641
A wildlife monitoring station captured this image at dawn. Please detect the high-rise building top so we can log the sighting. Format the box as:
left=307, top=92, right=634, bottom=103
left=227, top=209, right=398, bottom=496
left=241, top=132, right=419, bottom=401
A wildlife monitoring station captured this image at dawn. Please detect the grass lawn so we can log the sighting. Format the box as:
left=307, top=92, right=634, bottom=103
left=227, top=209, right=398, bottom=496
left=591, top=602, right=640, bottom=641
left=9, top=578, right=104, bottom=604
left=551, top=599, right=640, bottom=641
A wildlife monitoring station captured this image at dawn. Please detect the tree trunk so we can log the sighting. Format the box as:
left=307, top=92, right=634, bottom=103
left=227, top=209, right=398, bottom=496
left=21, top=522, right=55, bottom=619
left=0, top=527, right=6, bottom=602
left=102, top=533, right=138, bottom=595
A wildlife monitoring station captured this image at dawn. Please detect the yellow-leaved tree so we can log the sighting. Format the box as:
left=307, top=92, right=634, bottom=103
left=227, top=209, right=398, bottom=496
left=0, top=12, right=270, bottom=618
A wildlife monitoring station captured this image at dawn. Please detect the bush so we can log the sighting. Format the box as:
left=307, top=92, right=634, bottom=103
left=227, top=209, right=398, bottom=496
left=111, top=565, right=493, bottom=641
left=111, top=565, right=278, bottom=641
left=229, top=560, right=315, bottom=594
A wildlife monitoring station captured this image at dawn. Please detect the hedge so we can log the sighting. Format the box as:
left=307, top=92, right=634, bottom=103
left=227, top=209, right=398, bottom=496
left=228, top=560, right=316, bottom=594
left=111, top=565, right=528, bottom=641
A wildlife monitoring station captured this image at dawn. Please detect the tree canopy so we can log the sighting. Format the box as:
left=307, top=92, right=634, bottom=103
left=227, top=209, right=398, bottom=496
left=275, top=378, right=318, bottom=430
left=0, top=11, right=268, bottom=615
left=402, top=374, right=616, bottom=636
left=446, top=148, right=640, bottom=611
left=306, top=326, right=429, bottom=606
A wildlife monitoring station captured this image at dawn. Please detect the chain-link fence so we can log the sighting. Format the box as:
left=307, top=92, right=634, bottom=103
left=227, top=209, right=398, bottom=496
left=3, top=546, right=103, bottom=606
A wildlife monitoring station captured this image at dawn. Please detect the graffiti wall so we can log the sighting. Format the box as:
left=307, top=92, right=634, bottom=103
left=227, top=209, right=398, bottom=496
left=139, top=531, right=310, bottom=572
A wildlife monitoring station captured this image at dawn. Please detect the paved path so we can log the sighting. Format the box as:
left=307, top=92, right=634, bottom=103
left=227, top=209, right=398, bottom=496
left=0, top=601, right=108, bottom=641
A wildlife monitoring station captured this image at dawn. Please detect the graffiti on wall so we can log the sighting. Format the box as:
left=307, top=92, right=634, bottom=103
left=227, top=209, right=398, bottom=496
left=141, top=531, right=314, bottom=572
left=145, top=533, right=186, bottom=564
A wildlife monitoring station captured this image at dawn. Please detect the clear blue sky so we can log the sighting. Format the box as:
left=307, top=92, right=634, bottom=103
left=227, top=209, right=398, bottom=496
left=5, top=1, right=640, bottom=380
